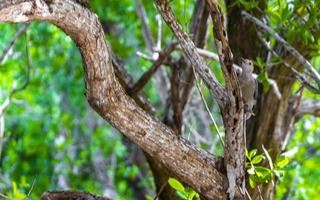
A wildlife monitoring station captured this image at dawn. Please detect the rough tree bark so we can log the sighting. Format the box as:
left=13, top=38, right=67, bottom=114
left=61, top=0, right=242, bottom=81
left=226, top=1, right=317, bottom=199
left=0, top=0, right=228, bottom=199
left=1, top=0, right=316, bottom=200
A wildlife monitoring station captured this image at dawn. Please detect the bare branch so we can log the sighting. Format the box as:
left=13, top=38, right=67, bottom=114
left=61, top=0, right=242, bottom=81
left=297, top=98, right=320, bottom=117
left=135, top=0, right=154, bottom=52
left=0, top=23, right=30, bottom=64
left=0, top=28, right=31, bottom=158
left=155, top=14, right=162, bottom=51
left=128, top=43, right=176, bottom=96
left=191, top=65, right=224, bottom=146
left=242, top=11, right=320, bottom=86
left=136, top=51, right=154, bottom=61
left=154, top=0, right=228, bottom=108
left=257, top=33, right=320, bottom=93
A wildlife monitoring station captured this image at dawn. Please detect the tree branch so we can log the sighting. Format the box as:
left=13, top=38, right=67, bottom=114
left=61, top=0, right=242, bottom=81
left=297, top=98, right=320, bottom=117
left=127, top=43, right=176, bottom=96
left=242, top=11, right=320, bottom=87
left=0, top=1, right=227, bottom=199
left=0, top=23, right=30, bottom=64
left=257, top=33, right=320, bottom=94
left=135, top=0, right=154, bottom=52
left=154, top=0, right=228, bottom=109
left=205, top=0, right=245, bottom=198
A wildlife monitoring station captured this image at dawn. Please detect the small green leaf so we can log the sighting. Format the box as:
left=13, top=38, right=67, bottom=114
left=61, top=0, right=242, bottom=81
left=245, top=148, right=249, bottom=159
left=145, top=195, right=153, bottom=200
left=249, top=149, right=257, bottom=159
left=276, top=156, right=289, bottom=168
left=168, top=178, right=185, bottom=193
left=273, top=169, right=284, bottom=178
left=249, top=176, right=256, bottom=188
left=187, top=190, right=197, bottom=200
left=255, top=166, right=272, bottom=181
left=177, top=191, right=188, bottom=200
left=251, top=155, right=265, bottom=164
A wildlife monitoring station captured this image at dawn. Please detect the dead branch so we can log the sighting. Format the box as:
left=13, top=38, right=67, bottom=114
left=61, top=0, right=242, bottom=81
left=135, top=0, right=154, bottom=52
left=242, top=11, right=320, bottom=86
left=257, top=33, right=320, bottom=93
left=41, top=191, right=110, bottom=200
left=297, top=98, right=320, bottom=117
left=154, top=0, right=228, bottom=109
left=128, top=43, right=176, bottom=96
left=0, top=23, right=30, bottom=63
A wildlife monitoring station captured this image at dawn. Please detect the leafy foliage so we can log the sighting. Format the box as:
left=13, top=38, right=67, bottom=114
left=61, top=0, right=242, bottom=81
left=168, top=178, right=200, bottom=200
left=245, top=148, right=289, bottom=189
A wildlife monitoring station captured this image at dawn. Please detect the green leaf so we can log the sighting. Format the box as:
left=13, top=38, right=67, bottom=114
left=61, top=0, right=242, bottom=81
left=177, top=191, right=188, bottom=200
left=249, top=176, right=256, bottom=188
left=255, top=166, right=272, bottom=181
left=245, top=148, right=249, bottom=158
left=145, top=195, right=153, bottom=200
left=249, top=149, right=257, bottom=159
left=187, top=190, right=197, bottom=200
left=251, top=155, right=265, bottom=164
left=168, top=178, right=185, bottom=193
left=276, top=156, right=289, bottom=168
left=11, top=182, right=27, bottom=200
left=258, top=72, right=270, bottom=92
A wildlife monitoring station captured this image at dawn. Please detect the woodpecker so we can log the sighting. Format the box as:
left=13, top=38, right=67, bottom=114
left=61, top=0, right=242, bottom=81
left=239, top=58, right=257, bottom=120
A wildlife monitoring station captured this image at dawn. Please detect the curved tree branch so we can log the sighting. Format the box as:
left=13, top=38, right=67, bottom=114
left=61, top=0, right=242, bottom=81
left=0, top=0, right=227, bottom=199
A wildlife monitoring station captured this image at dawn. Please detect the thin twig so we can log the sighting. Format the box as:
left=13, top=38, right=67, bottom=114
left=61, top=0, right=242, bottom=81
left=0, top=192, right=8, bottom=199
left=242, top=11, right=320, bottom=85
left=26, top=175, right=38, bottom=199
left=257, top=32, right=320, bottom=93
left=153, top=178, right=168, bottom=200
left=257, top=185, right=264, bottom=200
left=191, top=65, right=224, bottom=147
left=155, top=0, right=227, bottom=108
left=0, top=23, right=30, bottom=64
left=0, top=27, right=31, bottom=158
left=128, top=43, right=176, bottom=96
left=135, top=0, right=154, bottom=52
left=155, top=14, right=162, bottom=51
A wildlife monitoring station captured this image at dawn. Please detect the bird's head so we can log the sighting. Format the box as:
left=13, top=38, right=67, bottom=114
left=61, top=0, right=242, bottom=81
left=240, top=58, right=254, bottom=73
